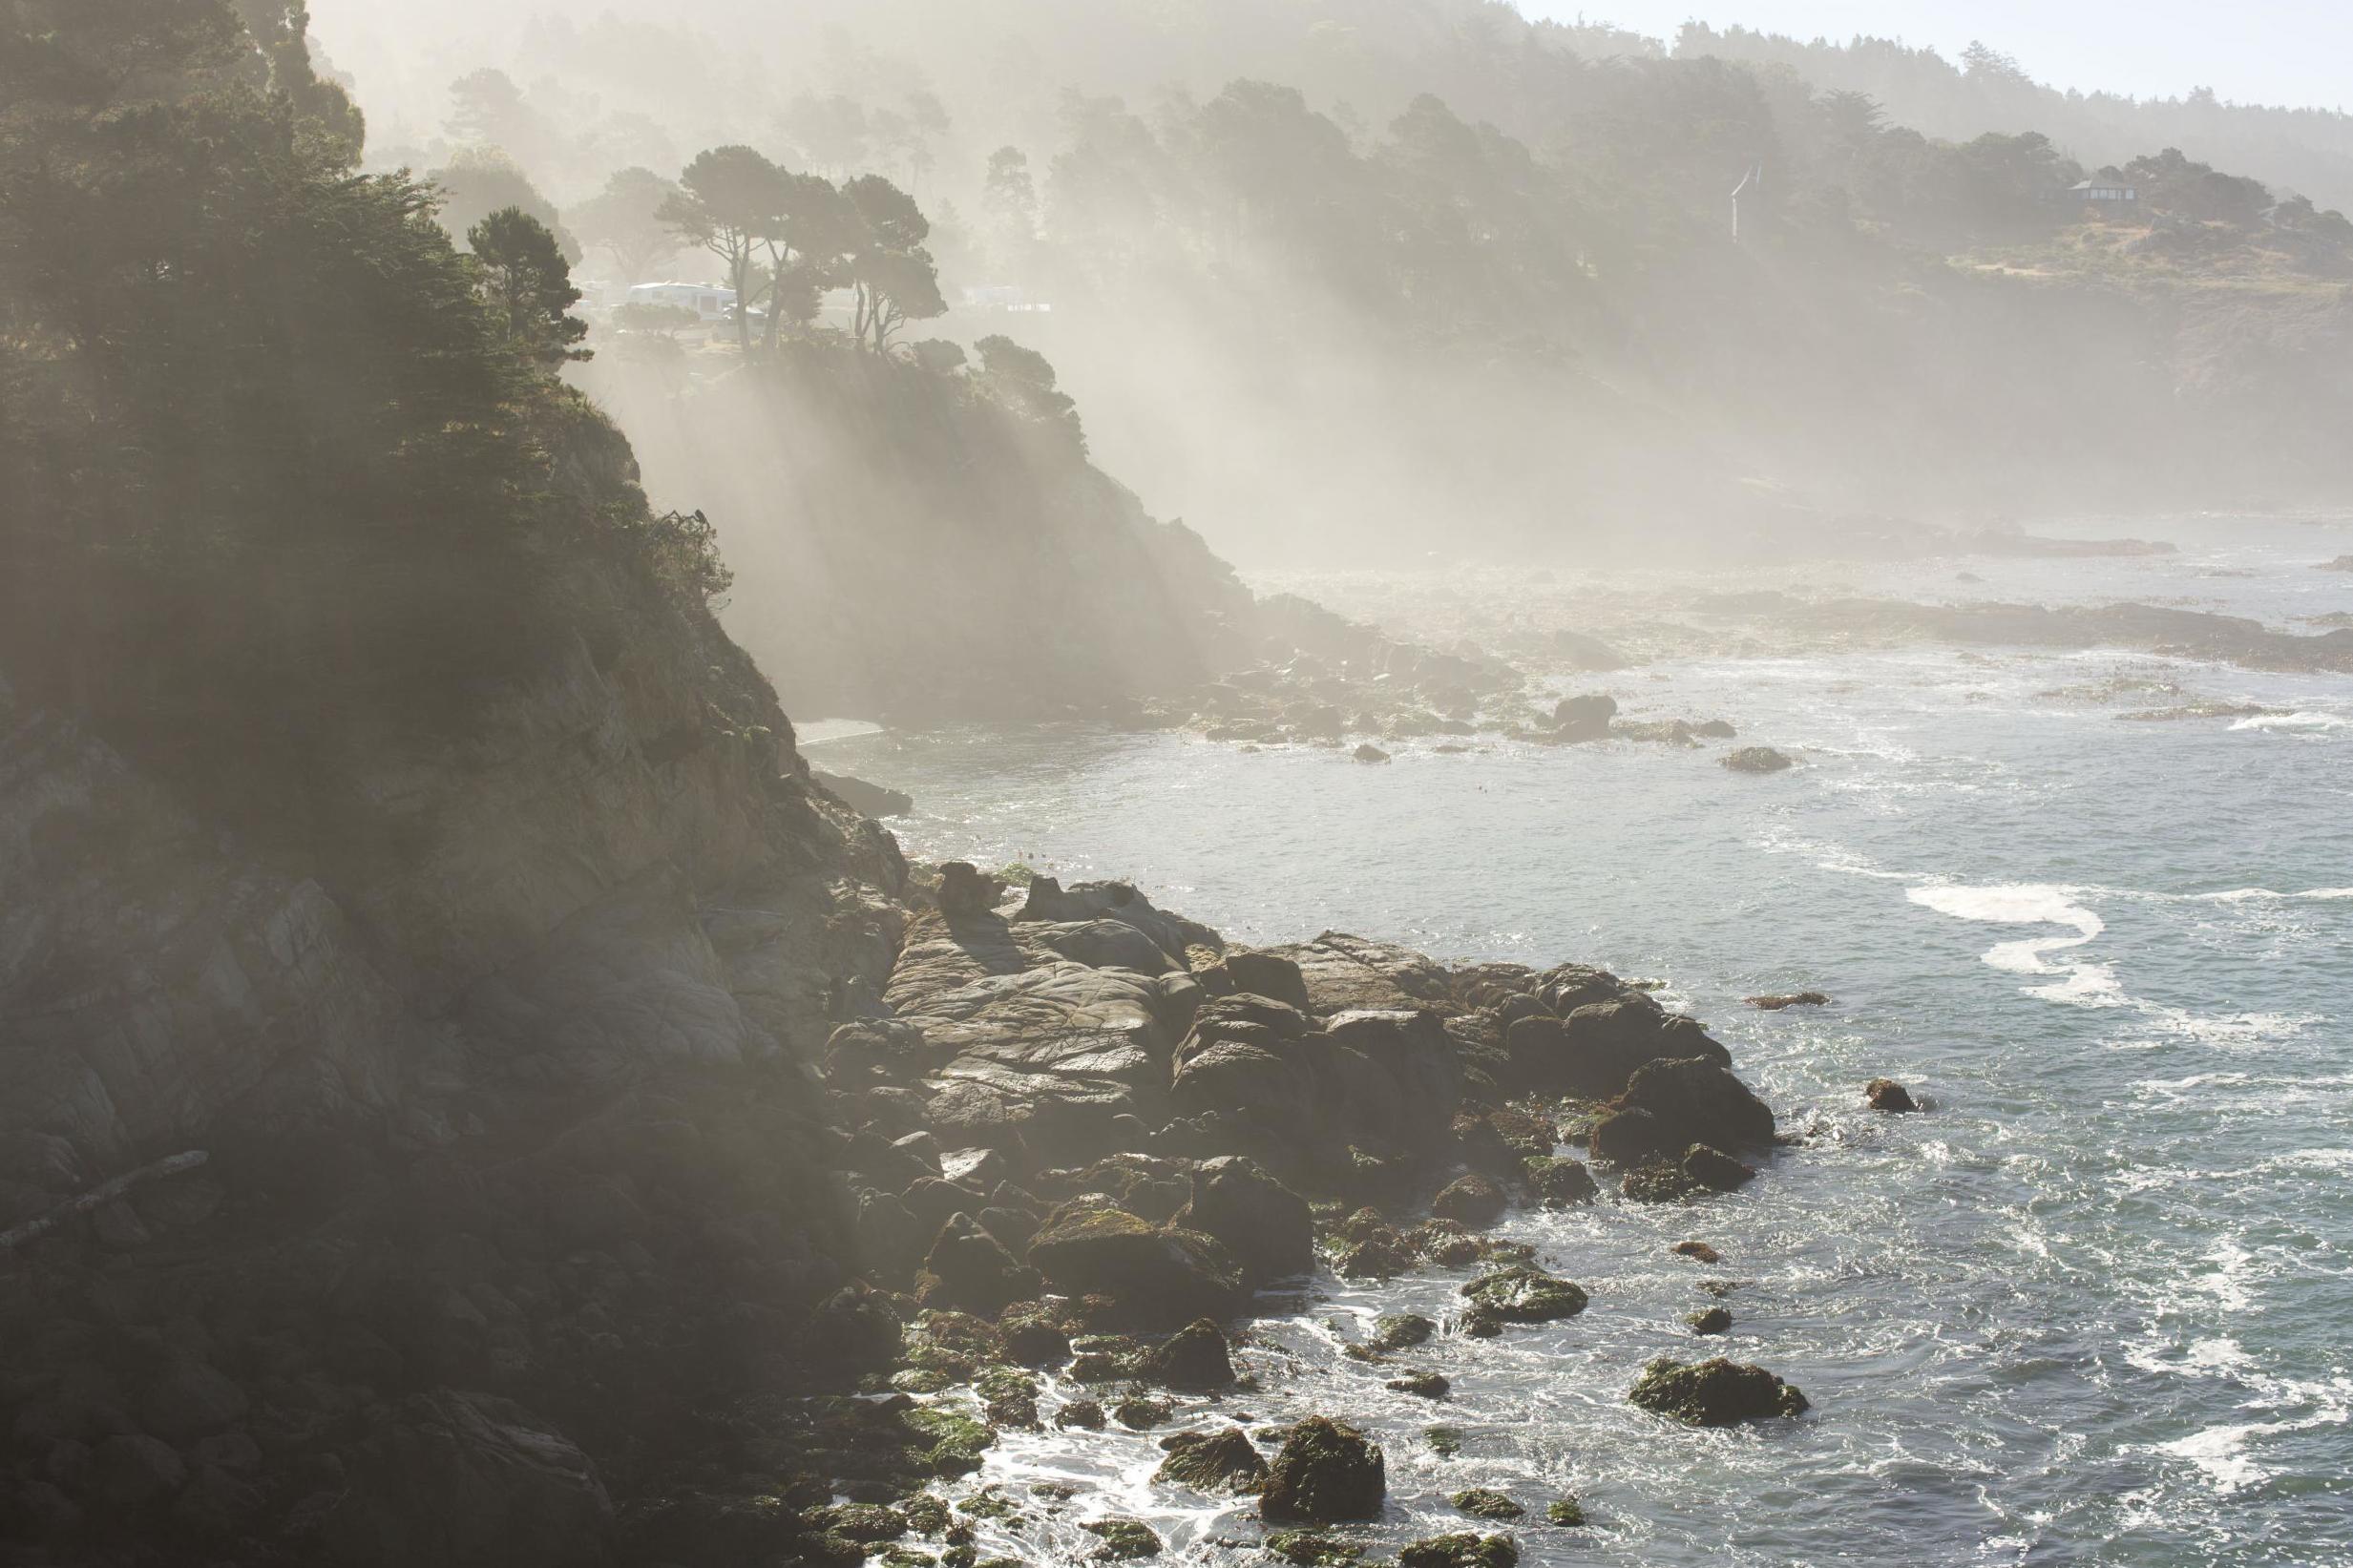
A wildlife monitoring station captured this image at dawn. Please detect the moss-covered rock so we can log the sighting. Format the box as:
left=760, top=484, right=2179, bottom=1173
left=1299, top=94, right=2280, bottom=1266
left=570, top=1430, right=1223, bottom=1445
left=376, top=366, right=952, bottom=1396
left=1264, top=1530, right=1365, bottom=1566
left=1259, top=1416, right=1386, bottom=1523
left=1112, top=1396, right=1172, bottom=1430
left=1621, top=1160, right=1702, bottom=1202
left=1369, top=1312, right=1437, bottom=1352
left=1386, top=1369, right=1449, bottom=1399
left=1152, top=1426, right=1268, bottom=1495
left=1429, top=1173, right=1507, bottom=1227
left=1523, top=1156, right=1599, bottom=1206
left=974, top=1367, right=1040, bottom=1431
left=1459, top=1266, right=1587, bottom=1328
left=809, top=1502, right=907, bottom=1543
left=1141, top=1317, right=1235, bottom=1390
left=1450, top=1488, right=1523, bottom=1520
left=1054, top=1398, right=1106, bottom=1431
left=1082, top=1517, right=1163, bottom=1559
left=1628, top=1357, right=1809, bottom=1426
left=1397, top=1533, right=1519, bottom=1567
left=1423, top=1425, right=1464, bottom=1456
left=1545, top=1497, right=1586, bottom=1526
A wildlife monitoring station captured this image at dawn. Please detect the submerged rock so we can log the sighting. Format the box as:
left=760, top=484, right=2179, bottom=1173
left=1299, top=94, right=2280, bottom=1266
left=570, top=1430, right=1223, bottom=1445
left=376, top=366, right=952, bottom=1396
left=1082, top=1516, right=1164, bottom=1558
left=1259, top=1417, right=1386, bottom=1523
left=1720, top=746, right=1796, bottom=774
left=1369, top=1312, right=1437, bottom=1352
left=1688, top=1307, right=1733, bottom=1335
left=1387, top=1369, right=1450, bottom=1399
left=1628, top=1357, right=1809, bottom=1426
left=1153, top=1427, right=1267, bottom=1495
left=1450, top=1488, right=1524, bottom=1520
left=1545, top=1498, right=1587, bottom=1526
left=1398, top=1534, right=1519, bottom=1568
left=1353, top=743, right=1392, bottom=763
left=1459, top=1266, right=1588, bottom=1328
left=1866, top=1077, right=1920, bottom=1113
left=1429, top=1173, right=1507, bottom=1227
left=1744, top=991, right=1828, bottom=1010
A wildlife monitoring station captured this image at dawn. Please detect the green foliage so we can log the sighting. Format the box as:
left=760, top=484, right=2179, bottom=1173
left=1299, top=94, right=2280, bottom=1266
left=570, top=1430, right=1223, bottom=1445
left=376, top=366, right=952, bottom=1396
left=973, top=336, right=1082, bottom=449
left=468, top=206, right=590, bottom=364
left=572, top=165, right=682, bottom=284
left=844, top=174, right=945, bottom=350
left=430, top=145, right=578, bottom=261
left=614, top=509, right=735, bottom=612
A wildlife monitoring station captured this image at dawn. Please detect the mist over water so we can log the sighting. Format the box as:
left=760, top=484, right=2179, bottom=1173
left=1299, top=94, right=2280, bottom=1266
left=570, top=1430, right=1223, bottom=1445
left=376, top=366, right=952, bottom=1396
left=817, top=523, right=2353, bottom=1563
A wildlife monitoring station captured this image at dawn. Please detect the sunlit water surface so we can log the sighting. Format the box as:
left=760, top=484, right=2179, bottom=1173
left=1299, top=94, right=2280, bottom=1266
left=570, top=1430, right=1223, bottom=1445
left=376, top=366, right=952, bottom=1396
left=813, top=519, right=2353, bottom=1565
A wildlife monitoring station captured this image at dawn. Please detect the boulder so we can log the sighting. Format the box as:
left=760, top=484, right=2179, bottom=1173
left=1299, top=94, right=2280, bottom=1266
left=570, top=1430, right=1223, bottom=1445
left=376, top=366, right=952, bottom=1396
left=1552, top=693, right=1617, bottom=742
left=1369, top=1312, right=1437, bottom=1352
left=1387, top=1370, right=1449, bottom=1398
left=94, top=1434, right=187, bottom=1513
left=1023, top=1203, right=1246, bottom=1328
left=1688, top=1307, right=1733, bottom=1335
left=1260, top=1417, right=1386, bottom=1523
left=1459, top=1266, right=1587, bottom=1327
left=1523, top=1157, right=1598, bottom=1206
left=1082, top=1517, right=1163, bottom=1559
left=1550, top=630, right=1629, bottom=671
left=1745, top=992, right=1828, bottom=1010
left=1720, top=746, right=1796, bottom=775
left=1628, top=1357, right=1808, bottom=1426
left=1866, top=1077, right=1919, bottom=1113
left=1399, top=1534, right=1519, bottom=1568
left=935, top=862, right=1005, bottom=918
left=1259, top=933, right=1455, bottom=1015
left=1681, top=1144, right=1755, bottom=1193
left=1586, top=1106, right=1663, bottom=1163
left=1153, top=1426, right=1267, bottom=1495
left=1220, top=951, right=1313, bottom=1011
left=1621, top=1161, right=1701, bottom=1203
left=323, top=1390, right=613, bottom=1567
left=1172, top=1157, right=1313, bottom=1285
left=1141, top=1319, right=1234, bottom=1390
left=1613, top=1057, right=1775, bottom=1153
left=1429, top=1173, right=1507, bottom=1228
left=1353, top=743, right=1391, bottom=764
left=917, top=1213, right=1042, bottom=1316
left=1450, top=1489, right=1523, bottom=1520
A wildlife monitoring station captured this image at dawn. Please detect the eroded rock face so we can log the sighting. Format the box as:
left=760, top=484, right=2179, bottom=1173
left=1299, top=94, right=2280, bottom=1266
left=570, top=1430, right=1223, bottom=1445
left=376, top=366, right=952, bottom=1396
left=1172, top=1156, right=1313, bottom=1285
left=1260, top=1417, right=1386, bottom=1523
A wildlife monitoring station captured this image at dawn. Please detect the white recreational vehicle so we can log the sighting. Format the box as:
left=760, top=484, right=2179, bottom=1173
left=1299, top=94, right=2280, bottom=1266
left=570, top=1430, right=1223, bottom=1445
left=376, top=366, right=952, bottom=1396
left=623, top=282, right=738, bottom=323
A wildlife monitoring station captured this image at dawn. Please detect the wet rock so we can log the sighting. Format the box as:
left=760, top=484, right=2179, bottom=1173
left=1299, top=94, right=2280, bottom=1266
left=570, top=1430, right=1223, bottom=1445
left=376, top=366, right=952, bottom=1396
left=1450, top=1488, right=1523, bottom=1520
left=1523, top=1156, right=1597, bottom=1206
left=1055, top=1400, right=1105, bottom=1431
left=1334, top=1230, right=1417, bottom=1281
left=1399, top=1533, right=1519, bottom=1568
left=140, top=1357, right=249, bottom=1441
left=1721, top=746, right=1796, bottom=774
left=1141, top=1319, right=1234, bottom=1390
left=1265, top=1530, right=1365, bottom=1565
left=1112, top=1397, right=1172, bottom=1431
left=1507, top=998, right=1728, bottom=1099
left=1552, top=693, right=1618, bottom=742
left=321, top=1390, right=613, bottom=1567
left=1352, top=743, right=1391, bottom=764
left=1681, top=1143, right=1756, bottom=1193
left=1153, top=1426, right=1267, bottom=1494
left=1620, top=1161, right=1702, bottom=1202
left=1545, top=1498, right=1587, bottom=1526
left=812, top=770, right=914, bottom=818
left=1260, top=1416, right=1386, bottom=1523
left=1551, top=631, right=1629, bottom=672
left=975, top=1367, right=1040, bottom=1431
left=1387, top=1370, right=1449, bottom=1399
left=1370, top=1313, right=1437, bottom=1352
left=1429, top=1173, right=1506, bottom=1228
left=1866, top=1077, right=1920, bottom=1113
left=1628, top=1357, right=1809, bottom=1426
left=1082, top=1516, right=1163, bottom=1558
left=918, top=1214, right=1042, bottom=1316
left=1671, top=1241, right=1722, bottom=1264
left=1172, top=1156, right=1313, bottom=1286
left=1459, top=1266, right=1587, bottom=1328
left=1423, top=1426, right=1464, bottom=1455
left=807, top=1282, right=905, bottom=1376
left=813, top=1502, right=908, bottom=1542
left=1260, top=933, right=1456, bottom=1015
left=1216, top=951, right=1313, bottom=1011
left=996, top=1301, right=1073, bottom=1367
left=1608, top=1056, right=1775, bottom=1155
left=1745, top=991, right=1828, bottom=1010
left=1688, top=1307, right=1733, bottom=1335
left=1023, top=1203, right=1246, bottom=1328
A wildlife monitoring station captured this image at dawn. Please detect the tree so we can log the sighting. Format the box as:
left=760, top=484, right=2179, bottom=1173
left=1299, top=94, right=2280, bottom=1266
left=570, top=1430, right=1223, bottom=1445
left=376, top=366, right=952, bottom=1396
left=981, top=146, right=1038, bottom=255
left=430, top=147, right=578, bottom=261
left=975, top=335, right=1082, bottom=449
left=841, top=176, right=946, bottom=352
left=572, top=166, right=682, bottom=285
left=759, top=172, right=858, bottom=351
left=660, top=145, right=786, bottom=352
left=468, top=207, right=589, bottom=366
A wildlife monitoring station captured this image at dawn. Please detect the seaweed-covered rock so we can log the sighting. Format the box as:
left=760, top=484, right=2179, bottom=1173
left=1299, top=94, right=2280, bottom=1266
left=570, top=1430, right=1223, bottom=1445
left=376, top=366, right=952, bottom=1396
left=1386, top=1369, right=1449, bottom=1399
left=1171, top=1156, right=1313, bottom=1286
left=1523, top=1156, right=1597, bottom=1206
left=1865, top=1077, right=1919, bottom=1113
left=1681, top=1143, right=1755, bottom=1192
left=1024, top=1203, right=1246, bottom=1328
left=1399, top=1533, right=1519, bottom=1568
left=1450, top=1488, right=1523, bottom=1520
left=1055, top=1400, right=1106, bottom=1432
left=996, top=1301, right=1073, bottom=1366
left=1112, top=1397, right=1173, bottom=1430
left=1082, top=1516, right=1163, bottom=1558
left=1459, top=1266, right=1587, bottom=1326
left=1628, top=1357, right=1808, bottom=1426
left=1429, top=1174, right=1507, bottom=1227
left=1152, top=1427, right=1267, bottom=1495
left=1622, top=1161, right=1699, bottom=1202
left=1260, top=1417, right=1386, bottom=1523
left=1265, top=1531, right=1365, bottom=1566
left=1544, top=1498, right=1586, bottom=1526
left=1369, top=1313, right=1437, bottom=1352
left=1141, top=1319, right=1234, bottom=1390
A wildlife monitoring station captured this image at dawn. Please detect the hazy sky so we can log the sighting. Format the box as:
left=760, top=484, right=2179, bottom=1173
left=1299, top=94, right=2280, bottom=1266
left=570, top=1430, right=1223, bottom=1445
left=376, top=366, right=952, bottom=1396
left=1525, top=2, right=2353, bottom=110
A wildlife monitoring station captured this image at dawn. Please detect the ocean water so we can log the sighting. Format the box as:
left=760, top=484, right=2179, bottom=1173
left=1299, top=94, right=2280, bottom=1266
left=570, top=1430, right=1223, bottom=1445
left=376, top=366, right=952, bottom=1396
left=811, top=517, right=2353, bottom=1564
